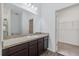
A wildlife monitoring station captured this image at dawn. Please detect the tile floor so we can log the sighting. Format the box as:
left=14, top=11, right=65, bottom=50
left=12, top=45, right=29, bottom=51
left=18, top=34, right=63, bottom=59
left=41, top=50, right=64, bottom=56
left=58, top=42, right=79, bottom=56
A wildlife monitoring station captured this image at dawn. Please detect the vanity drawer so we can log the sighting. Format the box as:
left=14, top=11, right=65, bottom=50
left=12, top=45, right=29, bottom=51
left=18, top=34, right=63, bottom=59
left=8, top=43, right=28, bottom=55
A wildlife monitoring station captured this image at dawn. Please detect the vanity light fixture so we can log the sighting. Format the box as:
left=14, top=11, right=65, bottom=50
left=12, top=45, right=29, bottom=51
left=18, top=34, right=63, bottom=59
left=23, top=3, right=38, bottom=12
left=27, top=3, right=32, bottom=7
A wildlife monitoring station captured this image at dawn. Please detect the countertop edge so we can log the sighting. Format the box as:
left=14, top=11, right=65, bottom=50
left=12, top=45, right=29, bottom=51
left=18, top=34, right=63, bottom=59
left=3, top=34, right=49, bottom=49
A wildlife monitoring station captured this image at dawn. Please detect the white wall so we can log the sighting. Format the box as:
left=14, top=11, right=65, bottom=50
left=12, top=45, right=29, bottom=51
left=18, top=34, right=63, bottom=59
left=21, top=3, right=42, bottom=34
left=22, top=11, right=33, bottom=34
left=0, top=4, right=4, bottom=56
left=22, top=3, right=42, bottom=34
left=57, top=4, right=79, bottom=46
left=3, top=5, right=22, bottom=35
left=40, top=3, right=75, bottom=52
left=33, top=3, right=42, bottom=33
left=40, top=4, right=56, bottom=52
left=4, top=5, right=11, bottom=35
left=11, top=10, right=22, bottom=35
left=0, top=4, right=1, bottom=36
left=0, top=3, right=2, bottom=56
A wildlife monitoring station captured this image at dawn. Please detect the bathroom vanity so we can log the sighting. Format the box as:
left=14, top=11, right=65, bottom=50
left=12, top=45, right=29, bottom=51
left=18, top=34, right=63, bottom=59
left=2, top=4, right=49, bottom=56
left=2, top=33, right=48, bottom=56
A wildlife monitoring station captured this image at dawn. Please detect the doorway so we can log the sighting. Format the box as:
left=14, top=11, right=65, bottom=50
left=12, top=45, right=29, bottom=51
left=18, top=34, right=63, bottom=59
left=29, top=19, right=33, bottom=34
left=56, top=4, right=79, bottom=56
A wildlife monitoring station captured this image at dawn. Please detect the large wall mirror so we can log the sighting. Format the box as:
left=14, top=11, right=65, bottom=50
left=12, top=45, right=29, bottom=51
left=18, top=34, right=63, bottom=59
left=3, top=4, right=37, bottom=40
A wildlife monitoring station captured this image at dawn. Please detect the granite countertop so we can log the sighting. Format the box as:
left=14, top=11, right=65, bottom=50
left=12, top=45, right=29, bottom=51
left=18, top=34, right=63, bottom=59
left=3, top=33, right=48, bottom=49
left=3, top=33, right=37, bottom=40
left=3, top=35, right=27, bottom=40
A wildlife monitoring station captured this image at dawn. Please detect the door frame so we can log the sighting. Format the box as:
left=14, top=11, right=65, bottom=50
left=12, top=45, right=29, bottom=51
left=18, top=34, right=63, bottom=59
left=55, top=11, right=59, bottom=52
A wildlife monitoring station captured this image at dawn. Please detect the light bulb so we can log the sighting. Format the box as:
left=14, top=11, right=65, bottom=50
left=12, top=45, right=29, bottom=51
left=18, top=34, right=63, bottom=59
left=34, top=7, right=38, bottom=11
left=27, top=3, right=31, bottom=7
left=31, top=5, right=34, bottom=8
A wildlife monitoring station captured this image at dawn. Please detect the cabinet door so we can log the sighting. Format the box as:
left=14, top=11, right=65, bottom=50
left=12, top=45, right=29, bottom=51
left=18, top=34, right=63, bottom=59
left=44, top=36, right=48, bottom=51
left=2, top=43, right=28, bottom=56
left=8, top=43, right=28, bottom=55
left=2, top=49, right=9, bottom=56
left=29, top=40, right=37, bottom=56
left=37, top=38, right=44, bottom=55
left=29, top=45, right=37, bottom=56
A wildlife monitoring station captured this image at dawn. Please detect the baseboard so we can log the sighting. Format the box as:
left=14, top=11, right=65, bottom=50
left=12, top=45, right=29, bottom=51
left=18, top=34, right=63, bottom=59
left=47, top=48, right=56, bottom=53
left=58, top=41, right=79, bottom=47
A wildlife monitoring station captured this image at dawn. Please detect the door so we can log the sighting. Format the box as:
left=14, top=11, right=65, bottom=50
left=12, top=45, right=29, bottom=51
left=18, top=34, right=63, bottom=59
left=55, top=12, right=59, bottom=52
left=29, top=19, right=33, bottom=33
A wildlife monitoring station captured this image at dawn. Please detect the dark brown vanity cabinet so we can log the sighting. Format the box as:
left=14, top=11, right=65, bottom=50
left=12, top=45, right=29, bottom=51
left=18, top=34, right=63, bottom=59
left=2, top=48, right=9, bottom=56
left=2, top=36, right=48, bottom=56
left=12, top=49, right=28, bottom=56
left=43, top=36, right=48, bottom=51
left=2, top=43, right=29, bottom=56
left=28, top=40, right=37, bottom=56
left=37, top=38, right=44, bottom=55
